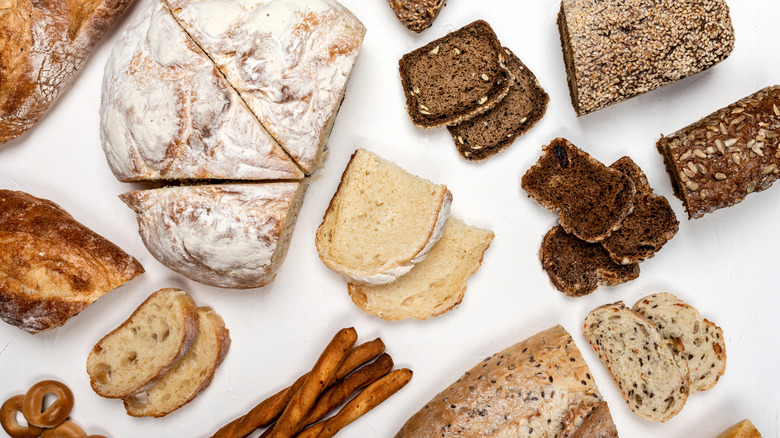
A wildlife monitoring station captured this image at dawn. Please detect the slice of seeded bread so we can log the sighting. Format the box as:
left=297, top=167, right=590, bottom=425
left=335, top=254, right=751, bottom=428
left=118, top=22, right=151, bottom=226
left=716, top=419, right=763, bottom=438
left=87, top=289, right=198, bottom=399
left=448, top=47, right=549, bottom=161
left=123, top=307, right=231, bottom=417
left=399, top=20, right=513, bottom=128
left=388, top=0, right=445, bottom=33
left=600, top=157, right=679, bottom=264
left=583, top=302, right=690, bottom=422
left=632, top=293, right=726, bottom=392
left=347, top=217, right=494, bottom=320
left=316, top=149, right=452, bottom=284
left=521, top=138, right=636, bottom=242
left=540, top=225, right=639, bottom=297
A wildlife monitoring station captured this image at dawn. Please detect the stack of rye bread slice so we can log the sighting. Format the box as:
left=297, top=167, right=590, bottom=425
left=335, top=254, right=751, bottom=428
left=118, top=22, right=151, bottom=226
left=316, top=149, right=494, bottom=320
left=399, top=20, right=549, bottom=161
left=522, top=138, right=679, bottom=297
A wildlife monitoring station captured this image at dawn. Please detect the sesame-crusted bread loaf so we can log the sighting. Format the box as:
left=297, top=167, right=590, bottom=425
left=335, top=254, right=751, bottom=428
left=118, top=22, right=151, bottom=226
left=633, top=293, right=726, bottom=392
left=716, top=419, right=763, bottom=438
left=388, top=0, right=445, bottom=33
left=87, top=289, right=198, bottom=399
left=583, top=302, right=690, bottom=422
left=395, top=325, right=618, bottom=437
left=399, top=20, right=512, bottom=128
left=316, top=149, right=451, bottom=284
left=347, top=217, right=494, bottom=320
left=521, top=138, right=636, bottom=242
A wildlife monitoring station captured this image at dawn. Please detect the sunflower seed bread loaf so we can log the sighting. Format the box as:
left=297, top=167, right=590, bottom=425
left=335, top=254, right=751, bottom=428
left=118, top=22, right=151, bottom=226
left=388, top=0, right=445, bottom=33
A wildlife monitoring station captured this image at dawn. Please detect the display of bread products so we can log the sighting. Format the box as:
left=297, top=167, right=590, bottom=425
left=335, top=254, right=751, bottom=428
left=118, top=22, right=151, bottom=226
left=1, top=0, right=778, bottom=437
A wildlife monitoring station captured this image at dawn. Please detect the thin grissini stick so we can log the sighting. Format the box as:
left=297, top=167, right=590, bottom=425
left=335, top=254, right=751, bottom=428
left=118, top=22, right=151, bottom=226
left=296, top=368, right=413, bottom=438
left=269, top=327, right=359, bottom=438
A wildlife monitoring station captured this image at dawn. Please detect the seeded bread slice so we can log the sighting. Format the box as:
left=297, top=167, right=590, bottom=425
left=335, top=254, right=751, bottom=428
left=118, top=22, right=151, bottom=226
left=388, top=0, right=445, bottom=33
left=540, top=225, right=639, bottom=297
left=632, top=293, right=726, bottom=392
left=347, top=217, right=494, bottom=320
left=123, top=307, right=231, bottom=417
left=521, top=138, right=636, bottom=242
left=716, top=419, right=763, bottom=438
left=600, top=157, right=679, bottom=264
left=316, top=149, right=451, bottom=284
left=399, top=20, right=512, bottom=128
left=583, top=302, right=690, bottom=422
left=87, top=288, right=198, bottom=399
left=448, top=47, right=549, bottom=161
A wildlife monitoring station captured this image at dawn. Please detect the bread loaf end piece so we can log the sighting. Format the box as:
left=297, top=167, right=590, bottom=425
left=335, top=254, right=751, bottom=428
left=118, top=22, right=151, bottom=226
left=388, top=0, right=445, bottom=33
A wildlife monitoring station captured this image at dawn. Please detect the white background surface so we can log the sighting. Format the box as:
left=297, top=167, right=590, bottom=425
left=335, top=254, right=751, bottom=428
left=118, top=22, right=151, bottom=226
left=1, top=0, right=779, bottom=437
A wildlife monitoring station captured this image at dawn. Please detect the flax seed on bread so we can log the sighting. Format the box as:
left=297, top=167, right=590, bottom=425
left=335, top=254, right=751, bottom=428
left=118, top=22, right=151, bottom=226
left=388, top=0, right=445, bottom=33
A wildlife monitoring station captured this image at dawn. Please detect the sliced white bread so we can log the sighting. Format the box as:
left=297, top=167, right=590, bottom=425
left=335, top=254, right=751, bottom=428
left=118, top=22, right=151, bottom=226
left=633, top=293, right=726, bottom=392
left=583, top=302, right=690, bottom=422
left=347, top=217, right=493, bottom=320
left=87, top=289, right=198, bottom=398
left=123, top=307, right=231, bottom=417
left=316, top=149, right=452, bottom=284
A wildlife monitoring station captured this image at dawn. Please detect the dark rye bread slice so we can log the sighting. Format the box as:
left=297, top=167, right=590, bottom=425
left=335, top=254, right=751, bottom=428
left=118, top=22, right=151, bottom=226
left=521, top=138, right=636, bottom=242
left=601, top=157, right=679, bottom=264
left=540, top=225, right=639, bottom=297
left=388, top=0, right=445, bottom=33
left=447, top=47, right=549, bottom=161
left=399, top=20, right=512, bottom=128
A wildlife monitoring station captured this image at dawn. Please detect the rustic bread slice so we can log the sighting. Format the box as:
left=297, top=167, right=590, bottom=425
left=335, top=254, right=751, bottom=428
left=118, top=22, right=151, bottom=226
left=540, top=225, right=639, bottom=297
left=583, top=302, right=690, bottom=422
left=87, top=289, right=198, bottom=399
left=716, top=419, right=763, bottom=438
left=522, top=138, right=635, bottom=242
left=388, top=0, right=445, bottom=33
left=316, top=149, right=451, bottom=284
left=399, top=20, right=512, bottom=128
left=633, top=293, right=726, bottom=392
left=123, top=307, right=231, bottom=417
left=347, top=217, right=493, bottom=320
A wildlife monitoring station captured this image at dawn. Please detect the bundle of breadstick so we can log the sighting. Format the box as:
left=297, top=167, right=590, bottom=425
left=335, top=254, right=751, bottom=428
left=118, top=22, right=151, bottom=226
left=211, top=327, right=412, bottom=438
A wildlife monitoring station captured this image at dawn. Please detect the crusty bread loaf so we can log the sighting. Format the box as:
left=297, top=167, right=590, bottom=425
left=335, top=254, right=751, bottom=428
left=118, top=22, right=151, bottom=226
left=316, top=149, right=451, bottom=284
left=583, top=302, right=690, bottom=422
left=0, top=190, right=144, bottom=334
left=87, top=288, right=198, bottom=399
left=560, top=401, right=619, bottom=438
left=0, top=0, right=135, bottom=144
left=633, top=293, right=726, bottom=392
left=388, top=0, right=445, bottom=33
left=716, top=419, right=763, bottom=438
left=395, top=325, right=618, bottom=437
left=123, top=307, right=230, bottom=417
left=347, top=217, right=493, bottom=320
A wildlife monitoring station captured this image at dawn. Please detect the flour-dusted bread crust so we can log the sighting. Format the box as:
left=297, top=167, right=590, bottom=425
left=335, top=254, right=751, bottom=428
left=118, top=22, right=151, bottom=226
left=316, top=149, right=451, bottom=284
left=87, top=289, right=198, bottom=399
left=121, top=183, right=307, bottom=289
left=0, top=0, right=135, bottom=144
left=0, top=190, right=144, bottom=334
left=123, top=307, right=230, bottom=417
left=633, top=293, right=726, bottom=392
left=583, top=302, right=690, bottom=422
left=716, top=419, right=763, bottom=438
left=100, top=0, right=302, bottom=182
left=396, top=325, right=618, bottom=437
left=347, top=218, right=493, bottom=320
left=165, top=0, right=366, bottom=174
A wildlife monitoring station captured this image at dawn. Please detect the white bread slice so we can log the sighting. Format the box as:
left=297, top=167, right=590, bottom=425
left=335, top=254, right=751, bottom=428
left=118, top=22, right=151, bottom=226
left=633, top=293, right=726, bottom=392
left=583, top=302, right=690, bottom=422
left=316, top=149, right=452, bottom=284
left=87, top=289, right=198, bottom=398
left=123, top=307, right=231, bottom=417
left=347, top=217, right=493, bottom=320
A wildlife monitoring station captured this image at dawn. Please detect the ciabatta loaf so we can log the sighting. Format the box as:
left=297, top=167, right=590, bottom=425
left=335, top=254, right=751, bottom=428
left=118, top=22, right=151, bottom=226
left=316, top=149, right=451, bottom=284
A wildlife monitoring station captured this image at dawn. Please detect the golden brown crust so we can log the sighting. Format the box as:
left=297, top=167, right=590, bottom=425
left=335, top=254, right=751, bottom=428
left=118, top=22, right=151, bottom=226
left=716, top=419, right=763, bottom=438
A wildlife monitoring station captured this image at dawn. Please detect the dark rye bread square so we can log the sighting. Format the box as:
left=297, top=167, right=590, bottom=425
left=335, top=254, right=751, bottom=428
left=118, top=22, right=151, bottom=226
left=540, top=225, right=639, bottom=297
left=558, top=0, right=735, bottom=115
left=521, top=138, right=636, bottom=243
left=399, top=20, right=512, bottom=128
left=657, top=86, right=780, bottom=219
left=447, top=47, right=549, bottom=161
left=388, top=0, right=445, bottom=33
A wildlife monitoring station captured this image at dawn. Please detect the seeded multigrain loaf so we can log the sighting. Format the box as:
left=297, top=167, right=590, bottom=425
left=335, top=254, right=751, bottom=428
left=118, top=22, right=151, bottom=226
left=388, top=0, right=445, bottom=33
left=521, top=138, right=636, bottom=242
left=395, top=325, right=619, bottom=438
left=633, top=293, right=726, bottom=392
left=399, top=20, right=512, bottom=128
left=583, top=302, right=690, bottom=422
left=716, top=419, right=763, bottom=438
left=557, top=0, right=735, bottom=115
left=447, top=48, right=549, bottom=161
left=657, top=86, right=780, bottom=219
